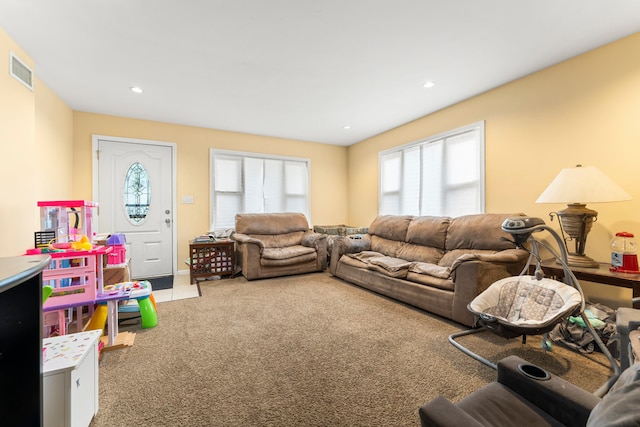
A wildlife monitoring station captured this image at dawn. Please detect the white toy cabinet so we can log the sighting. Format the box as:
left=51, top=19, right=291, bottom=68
left=42, top=330, right=101, bottom=427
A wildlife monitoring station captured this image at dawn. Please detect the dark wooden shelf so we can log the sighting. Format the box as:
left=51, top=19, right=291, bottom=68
left=530, top=259, right=640, bottom=308
left=189, top=240, right=235, bottom=284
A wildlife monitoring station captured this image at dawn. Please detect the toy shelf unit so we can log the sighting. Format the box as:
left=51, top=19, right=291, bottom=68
left=38, top=200, right=98, bottom=244
left=37, top=246, right=111, bottom=336
left=42, top=249, right=99, bottom=311
left=189, top=240, right=235, bottom=284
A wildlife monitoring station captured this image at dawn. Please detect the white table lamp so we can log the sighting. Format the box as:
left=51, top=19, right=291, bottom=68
left=536, top=165, right=631, bottom=268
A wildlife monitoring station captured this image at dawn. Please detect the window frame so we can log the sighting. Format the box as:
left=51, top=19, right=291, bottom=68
left=378, top=121, right=486, bottom=217
left=209, top=148, right=311, bottom=231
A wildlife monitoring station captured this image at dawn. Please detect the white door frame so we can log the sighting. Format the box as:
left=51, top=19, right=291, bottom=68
left=91, top=134, right=178, bottom=275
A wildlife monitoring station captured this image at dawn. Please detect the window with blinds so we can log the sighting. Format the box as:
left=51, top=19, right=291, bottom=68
left=379, top=121, right=485, bottom=217
left=210, top=149, right=310, bottom=231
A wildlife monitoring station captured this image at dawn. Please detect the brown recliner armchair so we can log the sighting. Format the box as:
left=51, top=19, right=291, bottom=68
left=233, top=213, right=327, bottom=280
left=419, top=355, right=640, bottom=427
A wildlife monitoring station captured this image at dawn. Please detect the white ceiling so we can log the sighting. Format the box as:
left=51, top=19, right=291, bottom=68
left=1, top=1, right=639, bottom=146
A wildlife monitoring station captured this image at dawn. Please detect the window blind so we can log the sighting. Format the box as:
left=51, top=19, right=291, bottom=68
left=210, top=150, right=310, bottom=230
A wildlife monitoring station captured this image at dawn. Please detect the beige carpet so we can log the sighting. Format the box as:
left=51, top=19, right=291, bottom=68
left=90, top=272, right=612, bottom=427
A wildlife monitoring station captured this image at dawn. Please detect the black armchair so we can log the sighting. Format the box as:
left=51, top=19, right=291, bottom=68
left=419, top=355, right=640, bottom=427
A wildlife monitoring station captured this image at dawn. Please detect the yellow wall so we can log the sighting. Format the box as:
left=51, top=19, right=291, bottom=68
left=0, top=28, right=74, bottom=257
left=0, top=29, right=34, bottom=256
left=72, top=113, right=348, bottom=268
left=348, top=33, right=640, bottom=307
left=35, top=77, right=74, bottom=201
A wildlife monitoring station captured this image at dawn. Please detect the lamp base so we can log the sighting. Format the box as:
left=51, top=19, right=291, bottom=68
left=557, top=253, right=599, bottom=269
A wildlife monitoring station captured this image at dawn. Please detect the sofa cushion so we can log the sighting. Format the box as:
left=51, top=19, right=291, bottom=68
left=405, top=216, right=450, bottom=248
left=368, top=215, right=414, bottom=242
left=368, top=264, right=409, bottom=278
left=406, top=272, right=454, bottom=291
left=370, top=235, right=404, bottom=257
left=439, top=248, right=500, bottom=268
left=343, top=250, right=385, bottom=269
left=340, top=254, right=371, bottom=269
left=405, top=262, right=454, bottom=290
left=347, top=250, right=384, bottom=262
left=446, top=213, right=523, bottom=251
left=409, top=262, right=451, bottom=279
left=397, top=243, right=444, bottom=264
left=343, top=251, right=410, bottom=278
left=368, top=256, right=411, bottom=277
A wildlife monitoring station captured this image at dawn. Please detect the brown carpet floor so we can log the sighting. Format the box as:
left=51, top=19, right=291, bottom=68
left=90, top=272, right=612, bottom=427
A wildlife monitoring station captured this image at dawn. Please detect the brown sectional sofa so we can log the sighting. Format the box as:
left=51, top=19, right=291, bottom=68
left=329, top=213, right=529, bottom=326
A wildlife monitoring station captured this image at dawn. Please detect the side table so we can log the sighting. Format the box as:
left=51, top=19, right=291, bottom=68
left=529, top=259, right=640, bottom=309
left=189, top=240, right=236, bottom=284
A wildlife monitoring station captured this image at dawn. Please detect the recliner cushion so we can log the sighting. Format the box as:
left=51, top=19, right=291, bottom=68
left=235, top=212, right=310, bottom=235
left=262, top=245, right=316, bottom=260
left=457, top=382, right=563, bottom=427
left=249, top=231, right=305, bottom=248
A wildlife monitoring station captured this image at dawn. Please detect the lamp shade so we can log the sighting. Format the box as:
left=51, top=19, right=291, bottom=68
left=536, top=165, right=631, bottom=204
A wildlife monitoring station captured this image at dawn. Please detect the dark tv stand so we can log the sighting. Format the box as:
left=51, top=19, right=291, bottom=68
left=0, top=255, right=50, bottom=427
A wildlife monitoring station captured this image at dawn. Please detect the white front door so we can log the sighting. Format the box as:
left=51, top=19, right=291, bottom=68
left=93, top=136, right=175, bottom=279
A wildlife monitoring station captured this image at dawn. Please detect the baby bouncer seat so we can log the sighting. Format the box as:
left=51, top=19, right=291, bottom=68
left=449, top=217, right=620, bottom=396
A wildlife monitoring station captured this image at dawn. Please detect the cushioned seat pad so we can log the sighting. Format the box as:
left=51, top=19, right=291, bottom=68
left=469, top=275, right=581, bottom=327
left=458, top=382, right=564, bottom=427
left=345, top=251, right=411, bottom=278
left=262, top=245, right=315, bottom=260
left=261, top=245, right=317, bottom=267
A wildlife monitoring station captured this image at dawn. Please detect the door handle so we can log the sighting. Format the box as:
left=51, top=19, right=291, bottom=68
left=165, top=219, right=171, bottom=224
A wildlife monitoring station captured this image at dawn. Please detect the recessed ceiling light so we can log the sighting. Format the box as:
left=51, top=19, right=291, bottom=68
left=130, top=86, right=143, bottom=94
left=423, top=81, right=435, bottom=89
left=343, top=125, right=351, bottom=130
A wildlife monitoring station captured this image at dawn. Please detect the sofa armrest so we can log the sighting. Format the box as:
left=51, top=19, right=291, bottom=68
left=232, top=233, right=265, bottom=250
left=496, top=356, right=599, bottom=427
left=418, top=396, right=484, bottom=427
left=301, top=231, right=327, bottom=249
left=449, top=249, right=528, bottom=273
left=329, top=235, right=371, bottom=274
left=337, top=235, right=371, bottom=254
left=451, top=258, right=530, bottom=326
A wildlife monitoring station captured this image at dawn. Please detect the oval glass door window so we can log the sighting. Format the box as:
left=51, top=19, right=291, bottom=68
left=124, top=162, right=151, bottom=224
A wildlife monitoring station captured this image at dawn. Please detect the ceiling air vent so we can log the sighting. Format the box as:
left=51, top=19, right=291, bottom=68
left=10, top=52, right=33, bottom=91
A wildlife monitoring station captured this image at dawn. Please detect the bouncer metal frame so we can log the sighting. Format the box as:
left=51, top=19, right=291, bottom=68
left=448, top=217, right=620, bottom=396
